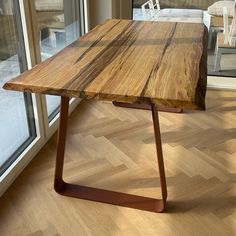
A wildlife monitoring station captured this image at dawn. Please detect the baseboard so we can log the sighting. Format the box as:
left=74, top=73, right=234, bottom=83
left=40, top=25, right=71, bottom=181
left=208, top=76, right=236, bottom=90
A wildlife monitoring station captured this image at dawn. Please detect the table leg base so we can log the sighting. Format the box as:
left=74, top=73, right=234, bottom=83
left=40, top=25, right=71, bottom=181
left=55, top=181, right=166, bottom=213
left=54, top=97, right=167, bottom=213
left=112, top=101, right=183, bottom=113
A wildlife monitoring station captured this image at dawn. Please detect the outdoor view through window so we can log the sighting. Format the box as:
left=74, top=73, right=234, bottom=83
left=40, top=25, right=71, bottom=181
left=0, top=0, right=84, bottom=177
left=34, top=0, right=83, bottom=121
left=0, top=0, right=36, bottom=175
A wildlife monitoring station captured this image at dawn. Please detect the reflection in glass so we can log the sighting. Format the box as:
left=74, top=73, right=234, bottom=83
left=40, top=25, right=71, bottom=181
left=35, top=0, right=84, bottom=121
left=0, top=0, right=36, bottom=175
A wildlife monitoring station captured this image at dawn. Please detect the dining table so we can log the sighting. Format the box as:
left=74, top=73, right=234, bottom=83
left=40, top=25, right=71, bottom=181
left=3, top=19, right=208, bottom=213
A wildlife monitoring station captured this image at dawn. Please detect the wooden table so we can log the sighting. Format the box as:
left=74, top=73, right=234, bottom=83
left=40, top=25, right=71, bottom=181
left=3, top=19, right=208, bottom=213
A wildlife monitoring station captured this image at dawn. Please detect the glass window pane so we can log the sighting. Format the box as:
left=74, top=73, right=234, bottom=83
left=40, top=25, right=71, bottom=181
left=46, top=95, right=60, bottom=121
left=0, top=0, right=36, bottom=175
left=34, top=0, right=84, bottom=122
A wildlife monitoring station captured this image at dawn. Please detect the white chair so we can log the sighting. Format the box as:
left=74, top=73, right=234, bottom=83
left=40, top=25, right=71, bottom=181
left=214, top=2, right=236, bottom=71
left=207, top=0, right=235, bottom=49
left=141, top=0, right=160, bottom=20
left=152, top=0, right=160, bottom=11
left=141, top=0, right=204, bottom=24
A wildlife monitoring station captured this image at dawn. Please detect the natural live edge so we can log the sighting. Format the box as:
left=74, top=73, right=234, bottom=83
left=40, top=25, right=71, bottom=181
left=3, top=84, right=204, bottom=110
left=3, top=19, right=207, bottom=110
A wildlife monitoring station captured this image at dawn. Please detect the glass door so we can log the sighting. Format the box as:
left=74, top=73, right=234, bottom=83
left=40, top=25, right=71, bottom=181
left=32, top=0, right=85, bottom=122
left=0, top=0, right=36, bottom=175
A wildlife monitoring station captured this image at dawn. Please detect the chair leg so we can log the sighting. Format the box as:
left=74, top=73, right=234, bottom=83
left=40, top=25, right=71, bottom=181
left=214, top=49, right=222, bottom=72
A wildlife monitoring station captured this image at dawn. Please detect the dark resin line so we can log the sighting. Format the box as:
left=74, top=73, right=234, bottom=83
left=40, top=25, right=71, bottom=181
left=62, top=21, right=141, bottom=92
left=140, top=23, right=178, bottom=98
left=98, top=22, right=148, bottom=93
left=78, top=21, right=142, bottom=91
left=73, top=20, right=122, bottom=65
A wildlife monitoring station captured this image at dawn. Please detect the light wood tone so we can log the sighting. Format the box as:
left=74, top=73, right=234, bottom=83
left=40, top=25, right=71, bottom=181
left=36, top=11, right=64, bottom=30
left=3, top=19, right=208, bottom=110
left=218, top=32, right=236, bottom=48
left=0, top=89, right=236, bottom=236
left=211, top=15, right=233, bottom=28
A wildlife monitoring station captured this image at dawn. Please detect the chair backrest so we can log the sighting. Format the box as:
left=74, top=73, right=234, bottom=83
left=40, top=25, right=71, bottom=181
left=141, top=0, right=160, bottom=20
left=223, top=7, right=230, bottom=43
left=229, top=0, right=236, bottom=46
left=141, top=0, right=153, bottom=20
left=223, top=1, right=236, bottom=46
left=152, top=0, right=160, bottom=11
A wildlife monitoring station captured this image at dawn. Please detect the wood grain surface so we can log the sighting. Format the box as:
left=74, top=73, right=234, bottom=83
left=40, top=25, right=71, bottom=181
left=3, top=19, right=208, bottom=109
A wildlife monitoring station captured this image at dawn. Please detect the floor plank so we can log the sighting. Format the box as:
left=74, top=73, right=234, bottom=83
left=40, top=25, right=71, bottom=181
left=0, top=89, right=236, bottom=236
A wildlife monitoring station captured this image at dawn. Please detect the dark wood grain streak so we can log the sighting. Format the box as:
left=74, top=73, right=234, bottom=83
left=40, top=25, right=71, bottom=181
left=140, top=22, right=177, bottom=98
left=65, top=21, right=141, bottom=92
left=3, top=19, right=207, bottom=110
left=73, top=20, right=123, bottom=64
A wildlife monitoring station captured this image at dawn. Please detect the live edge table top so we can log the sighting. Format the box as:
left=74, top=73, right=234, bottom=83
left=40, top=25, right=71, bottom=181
left=3, top=19, right=208, bottom=110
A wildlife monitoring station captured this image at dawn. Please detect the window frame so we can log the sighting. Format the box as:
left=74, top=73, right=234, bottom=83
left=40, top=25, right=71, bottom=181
left=0, top=0, right=87, bottom=196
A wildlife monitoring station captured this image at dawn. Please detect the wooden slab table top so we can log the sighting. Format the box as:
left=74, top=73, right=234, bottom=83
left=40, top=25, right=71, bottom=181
left=3, top=19, right=208, bottom=213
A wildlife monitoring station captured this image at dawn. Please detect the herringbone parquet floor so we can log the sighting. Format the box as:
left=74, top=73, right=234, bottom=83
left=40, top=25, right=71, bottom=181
left=0, top=89, right=236, bottom=236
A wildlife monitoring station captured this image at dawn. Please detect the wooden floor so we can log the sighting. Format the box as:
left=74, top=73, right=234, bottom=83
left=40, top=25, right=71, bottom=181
left=0, top=89, right=236, bottom=236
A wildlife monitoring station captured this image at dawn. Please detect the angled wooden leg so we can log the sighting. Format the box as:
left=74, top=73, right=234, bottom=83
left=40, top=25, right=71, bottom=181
left=54, top=97, right=167, bottom=213
left=112, top=101, right=183, bottom=113
left=214, top=49, right=222, bottom=72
